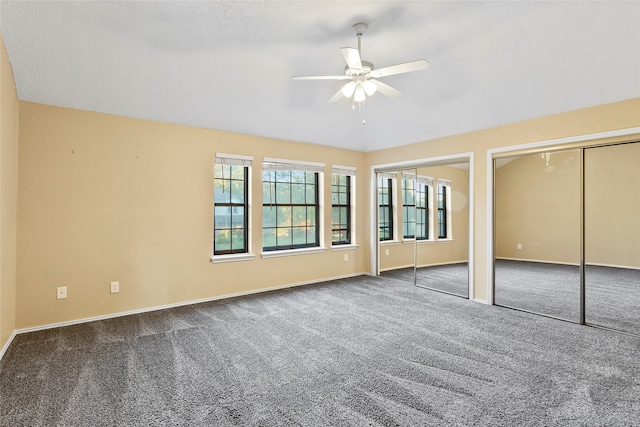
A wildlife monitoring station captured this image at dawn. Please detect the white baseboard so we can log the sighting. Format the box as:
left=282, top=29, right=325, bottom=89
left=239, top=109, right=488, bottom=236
left=496, top=257, right=640, bottom=270
left=0, top=330, right=18, bottom=366
left=496, top=257, right=580, bottom=266
left=14, top=272, right=367, bottom=335
left=417, top=260, right=468, bottom=269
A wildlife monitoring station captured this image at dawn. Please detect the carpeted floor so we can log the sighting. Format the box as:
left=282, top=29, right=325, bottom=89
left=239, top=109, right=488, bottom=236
left=381, top=263, right=469, bottom=297
left=1, top=275, right=640, bottom=426
left=495, top=260, right=640, bottom=334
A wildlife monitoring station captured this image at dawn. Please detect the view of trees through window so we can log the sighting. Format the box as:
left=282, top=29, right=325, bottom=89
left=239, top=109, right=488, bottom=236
left=214, top=164, right=248, bottom=254
left=262, top=170, right=319, bottom=251
left=378, top=177, right=393, bottom=241
left=438, top=184, right=448, bottom=238
left=331, top=174, right=351, bottom=245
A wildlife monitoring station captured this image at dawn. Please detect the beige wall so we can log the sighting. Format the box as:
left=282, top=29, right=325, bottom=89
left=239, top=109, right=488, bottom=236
left=11, top=95, right=640, bottom=330
left=494, top=143, right=640, bottom=269
left=0, top=33, right=19, bottom=352
left=495, top=150, right=581, bottom=264
left=585, top=143, right=640, bottom=268
left=17, top=102, right=367, bottom=329
left=366, top=98, right=640, bottom=301
left=379, top=164, right=469, bottom=272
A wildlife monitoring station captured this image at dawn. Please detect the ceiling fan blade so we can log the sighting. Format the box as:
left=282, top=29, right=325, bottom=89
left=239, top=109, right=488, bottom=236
left=373, top=80, right=403, bottom=98
left=328, top=88, right=345, bottom=103
left=341, top=47, right=363, bottom=70
left=292, top=75, right=349, bottom=80
left=369, top=59, right=429, bottom=78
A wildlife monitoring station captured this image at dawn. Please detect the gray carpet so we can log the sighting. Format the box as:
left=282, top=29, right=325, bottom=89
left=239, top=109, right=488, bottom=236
left=495, top=260, right=640, bottom=334
left=2, top=275, right=640, bottom=426
left=381, top=263, right=469, bottom=297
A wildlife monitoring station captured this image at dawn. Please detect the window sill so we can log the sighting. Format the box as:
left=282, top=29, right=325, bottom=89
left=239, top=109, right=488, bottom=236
left=437, top=238, right=454, bottom=243
left=211, top=253, right=256, bottom=264
left=417, top=239, right=436, bottom=245
left=261, top=246, right=327, bottom=259
left=331, top=244, right=359, bottom=252
left=379, top=240, right=401, bottom=246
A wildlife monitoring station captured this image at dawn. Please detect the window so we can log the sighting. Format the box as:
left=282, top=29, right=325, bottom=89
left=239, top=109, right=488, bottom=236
left=262, top=159, right=323, bottom=251
left=378, top=175, right=394, bottom=241
left=331, top=166, right=355, bottom=245
left=214, top=154, right=251, bottom=255
left=403, top=175, right=432, bottom=240
left=415, top=177, right=432, bottom=240
left=437, top=179, right=452, bottom=239
left=402, top=176, right=416, bottom=239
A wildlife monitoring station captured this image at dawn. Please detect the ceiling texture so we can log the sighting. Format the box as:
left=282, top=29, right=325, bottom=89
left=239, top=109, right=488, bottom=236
left=1, top=1, right=639, bottom=152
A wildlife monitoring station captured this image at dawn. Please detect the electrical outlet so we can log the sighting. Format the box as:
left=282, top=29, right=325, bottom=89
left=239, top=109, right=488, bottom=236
left=57, top=286, right=67, bottom=299
left=517, top=243, right=522, bottom=250
left=110, top=281, right=120, bottom=294
left=385, top=248, right=390, bottom=256
left=344, top=253, right=348, bottom=261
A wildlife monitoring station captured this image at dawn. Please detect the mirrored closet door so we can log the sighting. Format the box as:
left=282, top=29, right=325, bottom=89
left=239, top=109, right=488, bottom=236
left=494, top=149, right=581, bottom=321
left=378, top=169, right=418, bottom=284
left=414, top=163, right=469, bottom=297
left=376, top=160, right=471, bottom=298
left=584, top=142, right=640, bottom=335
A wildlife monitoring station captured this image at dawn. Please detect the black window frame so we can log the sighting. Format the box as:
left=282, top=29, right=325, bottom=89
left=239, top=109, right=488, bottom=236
left=416, top=181, right=429, bottom=241
left=262, top=169, right=320, bottom=251
left=378, top=177, right=393, bottom=241
left=214, top=164, right=249, bottom=255
left=331, top=174, right=351, bottom=245
left=402, top=177, right=416, bottom=239
left=437, top=184, right=448, bottom=239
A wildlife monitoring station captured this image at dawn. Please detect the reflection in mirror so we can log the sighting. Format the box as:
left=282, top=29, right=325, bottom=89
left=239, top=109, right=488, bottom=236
left=414, top=163, right=469, bottom=297
left=378, top=170, right=418, bottom=284
left=585, top=142, right=640, bottom=335
left=494, top=149, right=581, bottom=321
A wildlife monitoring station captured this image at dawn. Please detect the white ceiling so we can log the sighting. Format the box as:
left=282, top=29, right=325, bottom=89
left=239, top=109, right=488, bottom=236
left=1, top=1, right=639, bottom=152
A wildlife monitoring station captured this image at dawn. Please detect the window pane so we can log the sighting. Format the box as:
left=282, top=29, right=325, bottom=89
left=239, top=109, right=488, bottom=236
left=277, top=229, right=292, bottom=247
left=306, top=184, right=316, bottom=204
left=331, top=190, right=339, bottom=205
left=263, top=206, right=276, bottom=228
left=291, top=183, right=305, bottom=204
left=307, top=226, right=317, bottom=243
left=214, top=230, right=231, bottom=251
left=230, top=165, right=244, bottom=180
left=276, top=170, right=290, bottom=182
left=263, top=228, right=276, bottom=249
left=292, top=227, right=307, bottom=246
left=332, top=207, right=341, bottom=226
left=231, top=207, right=245, bottom=227
left=263, top=182, right=275, bottom=204
left=214, top=206, right=231, bottom=228
left=215, top=179, right=231, bottom=203
left=291, top=170, right=305, bottom=183
left=307, top=206, right=317, bottom=226
left=276, top=183, right=291, bottom=204
left=231, top=181, right=245, bottom=203
left=277, top=206, right=292, bottom=227
left=231, top=229, right=245, bottom=251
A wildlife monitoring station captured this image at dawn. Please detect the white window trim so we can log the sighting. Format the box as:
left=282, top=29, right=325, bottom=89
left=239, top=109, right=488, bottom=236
left=261, top=246, right=327, bottom=258
left=211, top=253, right=256, bottom=263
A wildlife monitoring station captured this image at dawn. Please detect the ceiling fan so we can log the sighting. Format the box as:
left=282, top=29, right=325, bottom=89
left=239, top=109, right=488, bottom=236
left=292, top=23, right=429, bottom=122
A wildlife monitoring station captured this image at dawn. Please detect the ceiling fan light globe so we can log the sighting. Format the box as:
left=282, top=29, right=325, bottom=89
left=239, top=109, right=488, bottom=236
left=341, top=81, right=356, bottom=97
left=363, top=80, right=377, bottom=96
left=354, top=84, right=366, bottom=102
